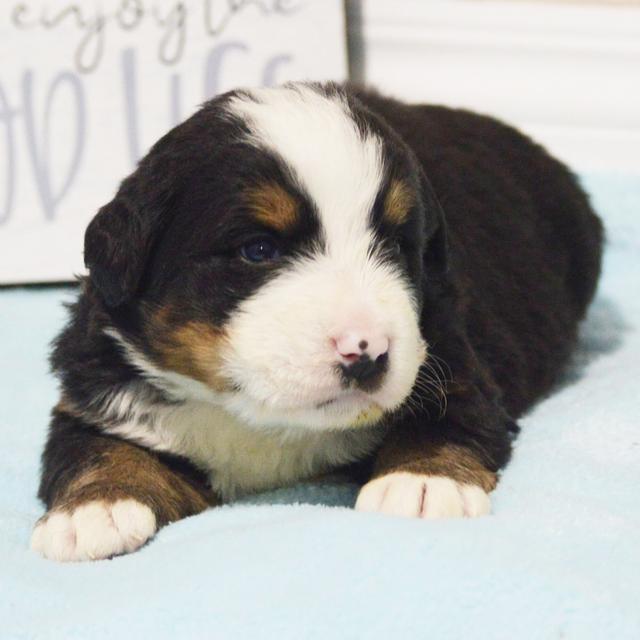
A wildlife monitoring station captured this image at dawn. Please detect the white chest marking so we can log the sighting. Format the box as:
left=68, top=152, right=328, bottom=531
left=105, top=392, right=385, bottom=500
left=101, top=329, right=386, bottom=499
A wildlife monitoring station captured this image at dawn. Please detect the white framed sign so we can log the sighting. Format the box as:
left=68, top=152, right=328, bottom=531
left=0, top=0, right=347, bottom=283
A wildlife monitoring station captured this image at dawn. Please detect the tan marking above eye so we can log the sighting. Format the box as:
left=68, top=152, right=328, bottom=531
left=384, top=179, right=414, bottom=225
left=246, top=182, right=299, bottom=232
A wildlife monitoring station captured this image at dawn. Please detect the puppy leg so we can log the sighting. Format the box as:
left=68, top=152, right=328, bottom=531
left=356, top=444, right=495, bottom=519
left=32, top=410, right=216, bottom=561
left=357, top=334, right=514, bottom=520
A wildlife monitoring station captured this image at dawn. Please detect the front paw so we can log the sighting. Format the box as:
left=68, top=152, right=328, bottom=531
left=31, top=499, right=157, bottom=562
left=355, top=472, right=490, bottom=519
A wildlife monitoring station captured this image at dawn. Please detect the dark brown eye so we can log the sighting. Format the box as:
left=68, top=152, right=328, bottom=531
left=239, top=237, right=281, bottom=263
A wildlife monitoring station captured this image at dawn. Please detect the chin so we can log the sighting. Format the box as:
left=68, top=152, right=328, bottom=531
left=221, top=390, right=389, bottom=431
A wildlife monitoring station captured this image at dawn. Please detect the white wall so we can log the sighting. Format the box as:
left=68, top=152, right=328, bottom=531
left=350, top=0, right=640, bottom=173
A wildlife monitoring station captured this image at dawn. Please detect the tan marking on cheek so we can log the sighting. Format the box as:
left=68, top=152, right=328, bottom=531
left=160, top=322, right=232, bottom=393
left=384, top=179, right=414, bottom=225
left=246, top=182, right=298, bottom=232
left=146, top=307, right=232, bottom=393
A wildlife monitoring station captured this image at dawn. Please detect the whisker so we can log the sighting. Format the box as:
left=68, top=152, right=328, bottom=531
left=414, top=356, right=450, bottom=418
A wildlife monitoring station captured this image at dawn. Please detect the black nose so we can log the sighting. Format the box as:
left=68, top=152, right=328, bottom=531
left=339, top=352, right=389, bottom=391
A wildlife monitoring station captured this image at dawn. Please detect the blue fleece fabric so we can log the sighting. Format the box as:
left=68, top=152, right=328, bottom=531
left=0, top=173, right=639, bottom=639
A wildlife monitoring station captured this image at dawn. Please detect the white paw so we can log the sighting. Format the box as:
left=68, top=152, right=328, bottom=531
left=355, top=472, right=491, bottom=519
left=31, top=499, right=157, bottom=562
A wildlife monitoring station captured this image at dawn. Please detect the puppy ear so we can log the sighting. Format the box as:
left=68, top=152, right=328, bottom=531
left=420, top=172, right=449, bottom=276
left=84, top=181, right=161, bottom=308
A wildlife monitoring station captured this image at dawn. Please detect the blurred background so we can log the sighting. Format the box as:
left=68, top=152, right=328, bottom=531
left=1, top=0, right=638, bottom=285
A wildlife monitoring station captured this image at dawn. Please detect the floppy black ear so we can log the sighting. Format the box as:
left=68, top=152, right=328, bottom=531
left=420, top=172, right=449, bottom=277
left=84, top=180, right=162, bottom=308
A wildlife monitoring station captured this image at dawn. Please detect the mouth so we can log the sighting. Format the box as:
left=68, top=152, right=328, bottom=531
left=315, top=390, right=376, bottom=411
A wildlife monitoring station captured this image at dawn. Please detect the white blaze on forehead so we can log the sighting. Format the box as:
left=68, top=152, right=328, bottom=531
left=221, top=85, right=425, bottom=429
left=227, top=85, right=385, bottom=253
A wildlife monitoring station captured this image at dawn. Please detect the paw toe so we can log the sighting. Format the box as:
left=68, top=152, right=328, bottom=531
left=71, top=502, right=124, bottom=560
left=459, top=483, right=491, bottom=517
left=31, top=512, right=77, bottom=562
left=110, top=499, right=157, bottom=551
left=356, top=472, right=491, bottom=520
left=419, top=476, right=465, bottom=519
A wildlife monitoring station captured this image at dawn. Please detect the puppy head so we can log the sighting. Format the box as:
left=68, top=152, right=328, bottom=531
left=86, top=83, right=447, bottom=430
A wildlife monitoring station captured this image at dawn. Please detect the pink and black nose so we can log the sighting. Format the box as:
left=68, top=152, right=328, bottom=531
left=333, top=331, right=390, bottom=391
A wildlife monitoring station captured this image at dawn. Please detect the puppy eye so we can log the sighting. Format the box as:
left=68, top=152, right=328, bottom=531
left=239, top=237, right=282, bottom=263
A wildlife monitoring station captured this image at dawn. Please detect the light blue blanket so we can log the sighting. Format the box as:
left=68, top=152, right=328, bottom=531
left=1, top=173, right=639, bottom=639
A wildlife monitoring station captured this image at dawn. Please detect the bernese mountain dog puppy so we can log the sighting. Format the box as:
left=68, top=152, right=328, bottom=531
left=31, top=82, right=603, bottom=561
